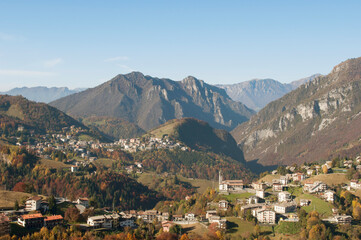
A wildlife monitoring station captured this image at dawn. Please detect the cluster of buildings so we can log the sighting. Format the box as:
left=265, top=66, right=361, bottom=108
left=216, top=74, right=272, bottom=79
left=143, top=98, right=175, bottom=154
left=218, top=168, right=351, bottom=225
left=115, top=137, right=188, bottom=153
left=17, top=213, right=63, bottom=228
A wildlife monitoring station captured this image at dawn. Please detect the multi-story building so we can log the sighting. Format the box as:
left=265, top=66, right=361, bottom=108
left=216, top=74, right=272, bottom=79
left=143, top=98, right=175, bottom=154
left=44, top=215, right=63, bottom=228
left=274, top=202, right=297, bottom=214
left=0, top=214, right=10, bottom=237
left=219, top=171, right=244, bottom=193
left=256, top=190, right=265, bottom=199
left=303, top=181, right=327, bottom=193
left=278, top=191, right=291, bottom=202
left=252, top=182, right=267, bottom=191
left=273, top=183, right=283, bottom=192
left=18, top=213, right=45, bottom=228
left=87, top=214, right=120, bottom=229
left=254, top=209, right=276, bottom=224
left=25, top=196, right=42, bottom=211
left=324, top=190, right=335, bottom=203
left=292, top=173, right=306, bottom=182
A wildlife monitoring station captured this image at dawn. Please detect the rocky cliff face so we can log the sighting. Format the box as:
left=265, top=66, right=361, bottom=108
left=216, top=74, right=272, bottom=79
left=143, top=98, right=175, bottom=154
left=50, top=72, right=255, bottom=131
left=231, top=58, right=361, bottom=166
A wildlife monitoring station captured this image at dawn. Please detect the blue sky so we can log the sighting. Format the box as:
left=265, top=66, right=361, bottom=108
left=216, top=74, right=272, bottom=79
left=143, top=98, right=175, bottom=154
left=0, top=1, right=361, bottom=91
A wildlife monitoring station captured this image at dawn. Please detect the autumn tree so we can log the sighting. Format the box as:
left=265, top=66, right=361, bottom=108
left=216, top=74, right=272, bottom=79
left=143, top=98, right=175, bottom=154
left=64, top=206, right=81, bottom=223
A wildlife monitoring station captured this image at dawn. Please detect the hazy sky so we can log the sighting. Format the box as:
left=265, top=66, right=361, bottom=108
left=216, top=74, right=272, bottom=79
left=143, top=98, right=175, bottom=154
left=0, top=1, right=361, bottom=91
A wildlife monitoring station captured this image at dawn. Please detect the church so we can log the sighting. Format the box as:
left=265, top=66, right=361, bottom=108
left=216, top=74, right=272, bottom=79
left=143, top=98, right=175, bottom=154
left=219, top=171, right=244, bottom=193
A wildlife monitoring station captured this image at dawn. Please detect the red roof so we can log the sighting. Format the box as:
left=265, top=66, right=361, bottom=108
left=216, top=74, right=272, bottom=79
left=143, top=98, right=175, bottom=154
left=0, top=214, right=10, bottom=223
left=45, top=215, right=63, bottom=221
left=21, top=213, right=44, bottom=220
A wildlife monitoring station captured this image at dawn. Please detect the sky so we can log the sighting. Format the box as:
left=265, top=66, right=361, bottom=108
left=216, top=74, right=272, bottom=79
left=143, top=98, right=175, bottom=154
left=0, top=1, right=361, bottom=91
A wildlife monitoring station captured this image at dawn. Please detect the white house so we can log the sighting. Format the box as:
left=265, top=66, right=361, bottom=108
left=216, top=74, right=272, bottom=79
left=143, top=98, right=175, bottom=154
left=219, top=171, right=244, bottom=193
left=254, top=209, right=276, bottom=224
left=303, top=181, right=327, bottom=193
left=185, top=213, right=195, bottom=221
left=25, top=196, right=42, bottom=211
left=278, top=191, right=291, bottom=202
left=87, top=214, right=120, bottom=229
left=324, top=190, right=335, bottom=203
left=274, top=202, right=297, bottom=214
left=350, top=180, right=361, bottom=189
left=256, top=190, right=265, bottom=199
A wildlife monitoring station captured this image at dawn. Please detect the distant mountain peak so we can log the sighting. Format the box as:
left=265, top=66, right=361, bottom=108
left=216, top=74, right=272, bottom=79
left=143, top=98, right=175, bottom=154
left=217, top=74, right=320, bottom=111
left=1, top=86, right=85, bottom=103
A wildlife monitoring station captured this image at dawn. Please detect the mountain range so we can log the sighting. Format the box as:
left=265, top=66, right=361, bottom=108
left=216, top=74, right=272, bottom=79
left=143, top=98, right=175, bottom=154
left=231, top=57, right=361, bottom=166
left=217, top=74, right=321, bottom=111
left=50, top=72, right=255, bottom=131
left=1, top=87, right=85, bottom=103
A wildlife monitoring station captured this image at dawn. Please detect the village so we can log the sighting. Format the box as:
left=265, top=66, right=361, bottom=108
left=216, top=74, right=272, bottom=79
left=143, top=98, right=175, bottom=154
left=2, top=154, right=361, bottom=238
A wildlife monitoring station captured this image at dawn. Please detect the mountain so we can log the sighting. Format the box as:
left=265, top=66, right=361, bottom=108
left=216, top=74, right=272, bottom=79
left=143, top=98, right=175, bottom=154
left=136, top=117, right=255, bottom=180
left=148, top=117, right=245, bottom=162
left=0, top=95, right=110, bottom=142
left=231, top=57, right=361, bottom=166
left=1, top=87, right=86, bottom=103
left=288, top=74, right=322, bottom=89
left=82, top=116, right=146, bottom=139
left=50, top=72, right=255, bottom=131
left=217, top=74, right=321, bottom=111
left=0, top=95, right=85, bottom=133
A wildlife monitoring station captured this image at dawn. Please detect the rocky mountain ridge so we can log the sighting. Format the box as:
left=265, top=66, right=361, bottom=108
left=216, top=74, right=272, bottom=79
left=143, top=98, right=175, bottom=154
left=217, top=74, right=321, bottom=111
left=231, top=58, right=361, bottom=166
left=50, top=72, right=255, bottom=131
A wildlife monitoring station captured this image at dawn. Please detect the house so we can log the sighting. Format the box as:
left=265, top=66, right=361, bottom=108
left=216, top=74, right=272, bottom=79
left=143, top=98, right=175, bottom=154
left=303, top=181, right=327, bottom=193
left=162, top=221, right=175, bottom=232
left=219, top=171, right=244, bottom=193
left=119, top=219, right=136, bottom=228
left=256, top=190, right=265, bottom=199
left=299, top=199, right=311, bottom=206
left=18, top=213, right=45, bottom=228
left=280, top=176, right=289, bottom=185
left=274, top=202, right=297, bottom=214
left=71, top=165, right=78, bottom=172
left=209, top=216, right=227, bottom=229
left=206, top=210, right=218, bottom=219
left=324, top=190, right=335, bottom=203
left=325, top=215, right=352, bottom=224
left=218, top=200, right=228, bottom=209
left=248, top=196, right=260, bottom=204
left=273, top=183, right=283, bottom=192
left=254, top=209, right=276, bottom=224
left=77, top=198, right=89, bottom=208
left=306, top=169, right=314, bottom=176
left=185, top=213, right=195, bottom=221
left=140, top=210, right=158, bottom=222
left=87, top=214, right=120, bottom=229
left=0, top=214, right=10, bottom=237
left=350, top=180, right=361, bottom=189
left=44, top=215, right=63, bottom=228
left=173, top=215, right=183, bottom=221
left=25, top=196, right=42, bottom=211
left=278, top=191, right=291, bottom=202
left=252, top=182, right=267, bottom=191
left=292, top=173, right=306, bottom=182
